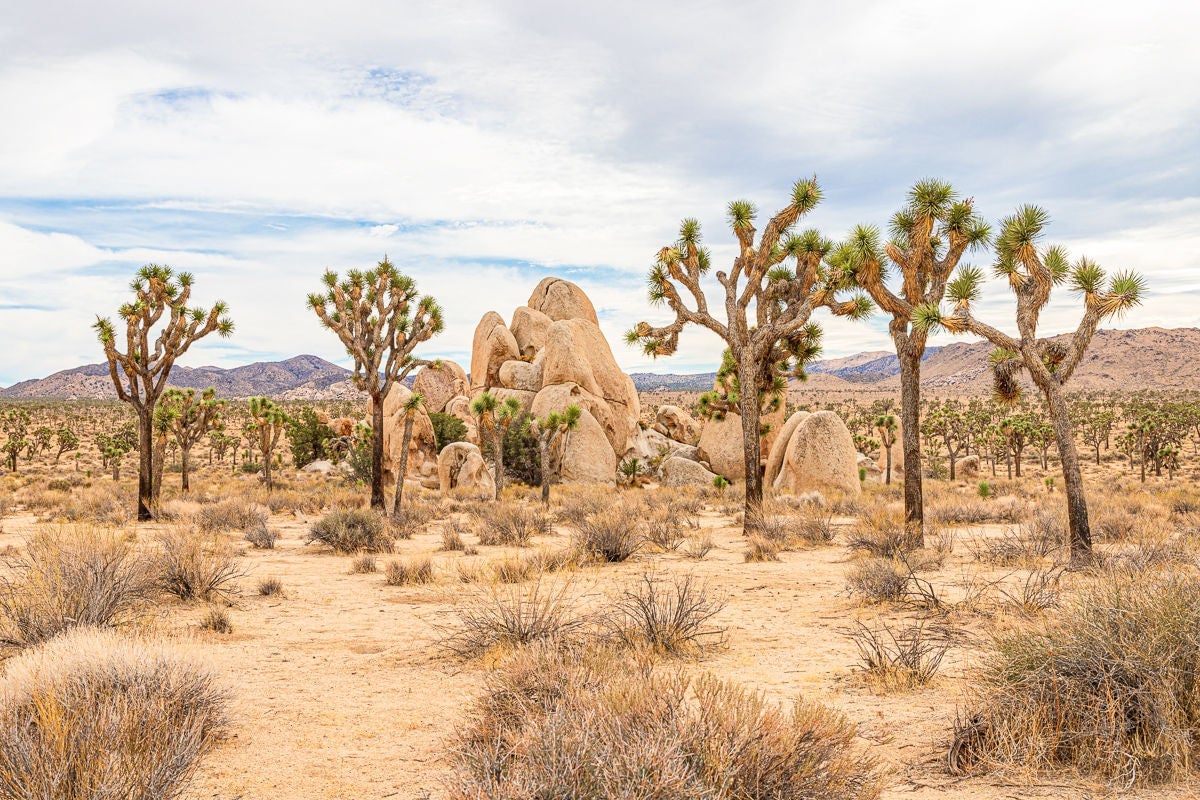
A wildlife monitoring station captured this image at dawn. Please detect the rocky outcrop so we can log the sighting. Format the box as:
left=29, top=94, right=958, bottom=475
left=470, top=312, right=520, bottom=392
left=764, top=411, right=810, bottom=487
left=660, top=456, right=717, bottom=488
left=413, top=361, right=469, bottom=414
left=959, top=454, right=981, bottom=480
left=527, top=277, right=599, bottom=324
left=772, top=411, right=860, bottom=496
left=510, top=306, right=553, bottom=357
left=653, top=405, right=701, bottom=445
left=368, top=384, right=438, bottom=490
left=438, top=442, right=495, bottom=497
left=857, top=453, right=883, bottom=483
left=696, top=404, right=785, bottom=482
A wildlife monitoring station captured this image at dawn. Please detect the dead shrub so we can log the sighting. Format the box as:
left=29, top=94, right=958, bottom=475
left=847, top=618, right=949, bottom=691
left=0, top=627, right=229, bottom=800
left=350, top=554, right=377, bottom=574
left=242, top=520, right=280, bottom=549
left=845, top=558, right=908, bottom=604
left=195, top=498, right=268, bottom=533
left=475, top=504, right=550, bottom=547
left=385, top=557, right=435, bottom=586
left=306, top=509, right=392, bottom=554
left=644, top=514, right=686, bottom=552
left=445, top=644, right=883, bottom=799
left=845, top=508, right=921, bottom=557
left=572, top=505, right=644, bottom=563
left=608, top=573, right=726, bottom=657
left=0, top=526, right=154, bottom=647
left=199, top=606, right=233, bottom=634
left=57, top=484, right=132, bottom=526
left=439, top=579, right=588, bottom=658
left=441, top=524, right=466, bottom=552
left=256, top=576, right=284, bottom=596
left=998, top=567, right=1062, bottom=617
left=151, top=526, right=244, bottom=604
left=389, top=502, right=439, bottom=540
left=682, top=532, right=714, bottom=560
left=950, top=570, right=1200, bottom=785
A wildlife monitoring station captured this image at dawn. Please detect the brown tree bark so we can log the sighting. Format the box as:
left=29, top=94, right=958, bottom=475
left=392, top=414, right=415, bottom=515
left=136, top=408, right=154, bottom=521
left=737, top=363, right=764, bottom=530
left=896, top=341, right=924, bottom=542
left=370, top=399, right=386, bottom=509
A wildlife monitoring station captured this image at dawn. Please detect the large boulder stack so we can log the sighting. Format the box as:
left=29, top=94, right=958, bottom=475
left=438, top=442, right=495, bottom=497
left=653, top=405, right=701, bottom=445
left=696, top=404, right=786, bottom=482
left=458, top=278, right=640, bottom=485
left=413, top=361, right=469, bottom=414
left=769, top=410, right=861, bottom=496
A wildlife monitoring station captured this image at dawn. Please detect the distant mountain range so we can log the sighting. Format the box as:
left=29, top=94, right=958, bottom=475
left=4, top=327, right=1199, bottom=399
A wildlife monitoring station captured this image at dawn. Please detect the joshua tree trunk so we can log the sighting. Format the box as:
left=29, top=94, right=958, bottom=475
left=181, top=446, right=192, bottom=492
left=737, top=364, right=764, bottom=529
left=539, top=437, right=552, bottom=505
left=262, top=449, right=273, bottom=490
left=370, top=399, right=386, bottom=509
left=491, top=428, right=506, bottom=500
left=392, top=414, right=415, bottom=515
left=895, top=336, right=924, bottom=542
left=136, top=408, right=154, bottom=521
left=1037, top=378, right=1092, bottom=563
left=884, top=443, right=893, bottom=484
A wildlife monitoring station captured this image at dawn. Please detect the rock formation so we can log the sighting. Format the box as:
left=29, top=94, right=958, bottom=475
left=696, top=404, right=785, bottom=482
left=438, top=442, right=495, bottom=496
left=653, top=405, right=701, bottom=445
left=959, top=454, right=981, bottom=480
left=367, top=384, right=439, bottom=491
left=413, top=361, right=469, bottom=414
left=770, top=410, right=861, bottom=496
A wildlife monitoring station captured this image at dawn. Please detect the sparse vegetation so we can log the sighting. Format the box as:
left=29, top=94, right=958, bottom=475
left=307, top=508, right=393, bottom=554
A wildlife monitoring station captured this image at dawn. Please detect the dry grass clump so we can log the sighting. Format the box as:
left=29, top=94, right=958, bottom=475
left=389, top=501, right=440, bottom=540
left=998, top=567, right=1062, bottom=617
left=195, top=498, right=268, bottom=533
left=0, top=526, right=154, bottom=647
left=475, top=504, right=550, bottom=547
left=0, top=627, right=229, bottom=800
left=608, top=573, right=726, bottom=657
left=744, top=535, right=780, bottom=562
left=845, top=557, right=908, bottom=604
left=256, top=576, right=284, bottom=596
left=439, top=579, right=588, bottom=658
left=928, top=496, right=1023, bottom=525
left=682, top=532, right=715, bottom=560
left=199, top=606, right=233, bottom=634
left=440, top=523, right=466, bottom=551
left=951, top=570, right=1200, bottom=785
left=847, top=618, right=949, bottom=691
left=242, top=520, right=280, bottom=549
left=56, top=483, right=133, bottom=526
left=445, top=644, right=883, bottom=800
left=571, top=504, right=644, bottom=563
left=490, top=547, right=585, bottom=584
left=969, top=513, right=1064, bottom=566
left=151, top=526, right=245, bottom=604
left=350, top=554, right=377, bottom=574
left=845, top=508, right=922, bottom=558
left=306, top=509, right=393, bottom=554
left=385, top=557, right=435, bottom=586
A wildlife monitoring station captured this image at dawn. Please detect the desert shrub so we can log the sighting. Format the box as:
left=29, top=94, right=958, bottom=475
left=845, top=557, right=908, bottom=604
left=977, top=481, right=992, bottom=499
left=195, top=498, right=268, bottom=533
left=744, top=535, right=780, bottom=562
left=242, top=520, right=280, bottom=549
left=429, top=411, right=468, bottom=453
left=57, top=484, right=132, bottom=526
left=608, top=573, right=726, bottom=657
left=350, top=554, right=377, bottom=574
left=446, top=644, right=883, bottom=800
left=151, top=526, right=244, bottom=604
left=385, top=557, right=435, bottom=586
left=683, top=532, right=714, bottom=560
left=389, top=501, right=439, bottom=540
left=46, top=478, right=72, bottom=492
left=256, top=576, right=284, bottom=596
left=950, top=570, right=1200, bottom=784
left=0, top=526, right=154, bottom=647
left=307, top=509, right=392, bottom=554
left=644, top=514, right=686, bottom=552
left=998, top=567, right=1062, bottom=617
left=845, top=508, right=921, bottom=557
left=286, top=406, right=333, bottom=469
left=475, top=504, right=549, bottom=547
left=0, top=627, right=229, bottom=800
left=969, top=516, right=1064, bottom=566
left=847, top=619, right=949, bottom=691
left=439, top=579, right=588, bottom=658
left=572, top=505, right=644, bottom=562
left=441, top=524, right=466, bottom=551
left=199, top=606, right=233, bottom=634
left=927, top=497, right=1022, bottom=525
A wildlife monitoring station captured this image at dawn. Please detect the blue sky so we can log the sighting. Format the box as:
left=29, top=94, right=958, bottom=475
left=1, top=1, right=1198, bottom=386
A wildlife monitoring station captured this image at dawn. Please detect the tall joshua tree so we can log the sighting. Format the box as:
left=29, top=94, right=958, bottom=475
left=392, top=392, right=424, bottom=514
left=876, top=413, right=897, bottom=485
left=308, top=257, right=444, bottom=510
left=471, top=391, right=523, bottom=501
left=94, top=265, right=233, bottom=520
left=533, top=404, right=581, bottom=504
left=914, top=205, right=1145, bottom=563
left=247, top=397, right=289, bottom=490
left=160, top=387, right=225, bottom=492
left=627, top=178, right=870, bottom=528
left=835, top=180, right=990, bottom=542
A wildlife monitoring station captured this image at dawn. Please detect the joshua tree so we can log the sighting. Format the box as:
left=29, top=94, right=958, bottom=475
left=914, top=205, right=1146, bottom=563
left=28, top=426, right=53, bottom=460
left=627, top=178, right=870, bottom=528
left=876, top=414, right=897, bottom=485
left=533, top=404, right=581, bottom=504
left=836, top=180, right=990, bottom=542
left=392, top=392, right=425, bottom=514
left=308, top=257, right=443, bottom=510
left=159, top=388, right=225, bottom=492
left=1, top=409, right=30, bottom=473
left=94, top=265, right=233, bottom=520
left=209, top=430, right=237, bottom=466
left=54, top=427, right=79, bottom=463
left=471, top=391, right=522, bottom=500
left=247, top=397, right=289, bottom=490
left=920, top=401, right=967, bottom=480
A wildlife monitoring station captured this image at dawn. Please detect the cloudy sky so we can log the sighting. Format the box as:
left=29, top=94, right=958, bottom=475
left=1, top=1, right=1197, bottom=386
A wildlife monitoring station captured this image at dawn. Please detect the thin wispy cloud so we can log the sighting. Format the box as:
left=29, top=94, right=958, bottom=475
left=0, top=1, right=1196, bottom=385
